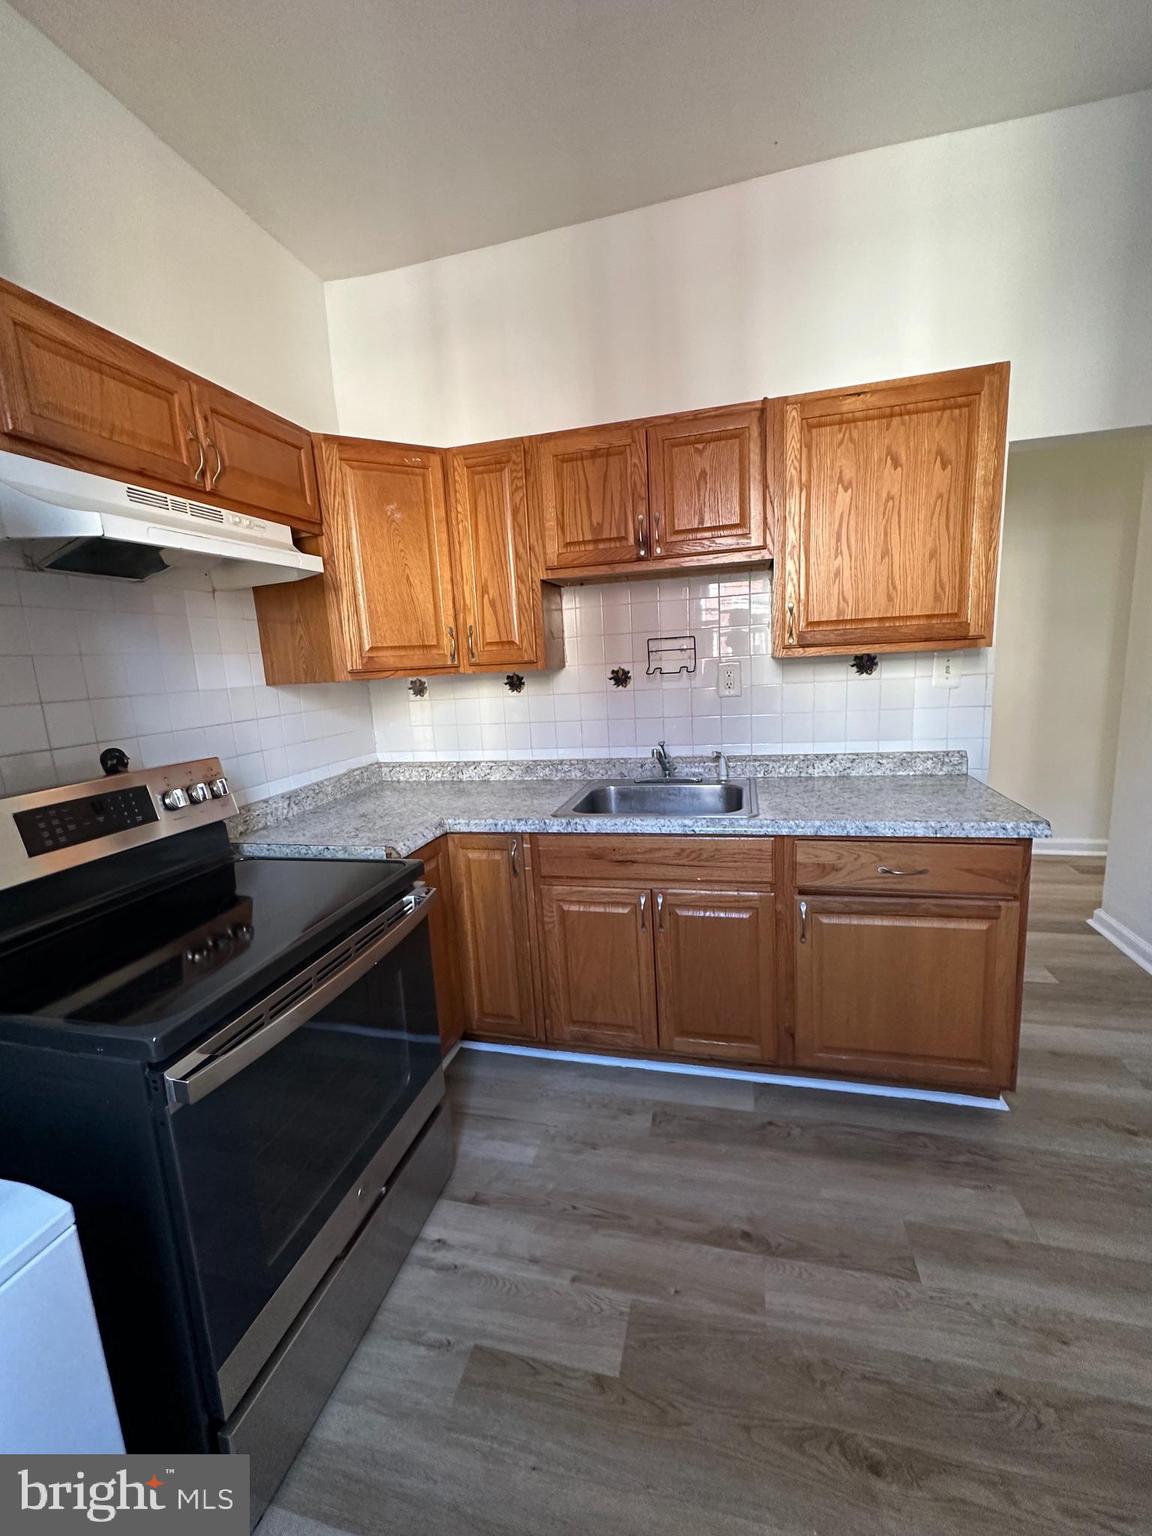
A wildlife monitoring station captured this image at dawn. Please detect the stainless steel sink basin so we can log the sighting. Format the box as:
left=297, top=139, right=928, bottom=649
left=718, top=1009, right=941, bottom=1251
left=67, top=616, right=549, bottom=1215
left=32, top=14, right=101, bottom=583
left=553, top=778, right=757, bottom=818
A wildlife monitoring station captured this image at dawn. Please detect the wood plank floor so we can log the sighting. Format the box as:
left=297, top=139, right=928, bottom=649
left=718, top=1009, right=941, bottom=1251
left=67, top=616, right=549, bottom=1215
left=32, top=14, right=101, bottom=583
left=260, top=858, right=1152, bottom=1536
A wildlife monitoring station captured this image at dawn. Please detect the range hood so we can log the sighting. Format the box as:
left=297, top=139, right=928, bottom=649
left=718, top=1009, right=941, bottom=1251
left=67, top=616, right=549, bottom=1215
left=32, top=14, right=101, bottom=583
left=0, top=450, right=324, bottom=588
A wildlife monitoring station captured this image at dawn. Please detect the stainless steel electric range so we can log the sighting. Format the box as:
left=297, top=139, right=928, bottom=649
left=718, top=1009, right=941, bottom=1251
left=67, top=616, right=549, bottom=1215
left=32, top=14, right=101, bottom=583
left=0, top=756, right=452, bottom=1520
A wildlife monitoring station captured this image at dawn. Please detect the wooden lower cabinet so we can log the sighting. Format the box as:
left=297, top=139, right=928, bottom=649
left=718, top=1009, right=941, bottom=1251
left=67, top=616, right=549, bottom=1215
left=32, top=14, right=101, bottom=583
left=793, top=895, right=1020, bottom=1089
left=539, top=884, right=658, bottom=1051
left=655, top=889, right=776, bottom=1062
left=413, top=837, right=464, bottom=1054
left=434, top=834, right=1028, bottom=1094
left=451, top=834, right=538, bottom=1041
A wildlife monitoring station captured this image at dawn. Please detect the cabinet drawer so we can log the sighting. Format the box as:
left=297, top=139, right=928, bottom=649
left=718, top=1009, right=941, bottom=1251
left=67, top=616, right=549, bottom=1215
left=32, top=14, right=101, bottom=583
left=795, top=839, right=1024, bottom=897
left=533, top=835, right=774, bottom=888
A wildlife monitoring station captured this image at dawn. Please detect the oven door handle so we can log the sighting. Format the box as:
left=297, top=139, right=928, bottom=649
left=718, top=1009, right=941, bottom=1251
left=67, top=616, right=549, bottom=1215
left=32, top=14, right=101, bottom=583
left=163, top=886, right=436, bottom=1110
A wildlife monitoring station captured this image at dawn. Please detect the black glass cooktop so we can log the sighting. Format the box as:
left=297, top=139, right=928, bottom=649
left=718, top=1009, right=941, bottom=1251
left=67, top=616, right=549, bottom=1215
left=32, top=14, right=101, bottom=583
left=0, top=854, right=419, bottom=1062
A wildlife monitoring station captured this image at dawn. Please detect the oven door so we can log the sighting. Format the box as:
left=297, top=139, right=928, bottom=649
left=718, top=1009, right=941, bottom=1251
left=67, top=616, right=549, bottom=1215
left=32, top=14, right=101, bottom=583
left=160, top=884, right=443, bottom=1418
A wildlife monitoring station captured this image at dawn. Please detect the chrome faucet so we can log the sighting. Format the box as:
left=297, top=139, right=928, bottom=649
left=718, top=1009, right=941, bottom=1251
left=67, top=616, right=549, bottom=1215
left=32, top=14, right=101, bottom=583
left=712, top=750, right=730, bottom=782
left=652, top=740, right=674, bottom=779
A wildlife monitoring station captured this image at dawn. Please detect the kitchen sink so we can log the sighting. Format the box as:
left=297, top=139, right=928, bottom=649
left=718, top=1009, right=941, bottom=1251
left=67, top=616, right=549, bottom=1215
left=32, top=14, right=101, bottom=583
left=552, top=778, right=758, bottom=818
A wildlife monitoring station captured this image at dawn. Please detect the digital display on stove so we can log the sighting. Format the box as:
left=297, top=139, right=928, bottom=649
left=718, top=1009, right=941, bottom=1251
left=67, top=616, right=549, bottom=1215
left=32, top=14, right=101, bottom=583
left=14, top=785, right=158, bottom=857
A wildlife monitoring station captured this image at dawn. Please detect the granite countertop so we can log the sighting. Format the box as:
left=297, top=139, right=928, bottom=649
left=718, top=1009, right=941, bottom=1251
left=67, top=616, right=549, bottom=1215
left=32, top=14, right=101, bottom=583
left=233, top=769, right=1050, bottom=862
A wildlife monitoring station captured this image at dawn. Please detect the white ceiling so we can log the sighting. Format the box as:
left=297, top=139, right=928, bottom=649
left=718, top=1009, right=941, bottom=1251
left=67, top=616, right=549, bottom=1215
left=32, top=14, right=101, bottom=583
left=14, top=0, right=1152, bottom=279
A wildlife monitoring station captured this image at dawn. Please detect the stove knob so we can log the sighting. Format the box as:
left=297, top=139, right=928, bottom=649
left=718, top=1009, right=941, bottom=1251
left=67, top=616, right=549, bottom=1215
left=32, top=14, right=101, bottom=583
left=186, top=782, right=211, bottom=804
left=232, top=922, right=254, bottom=942
left=185, top=944, right=209, bottom=963
left=161, top=787, right=190, bottom=811
left=208, top=777, right=230, bottom=799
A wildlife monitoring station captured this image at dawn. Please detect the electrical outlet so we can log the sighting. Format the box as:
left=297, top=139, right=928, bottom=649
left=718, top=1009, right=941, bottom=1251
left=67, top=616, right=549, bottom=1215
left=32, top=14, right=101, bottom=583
left=932, top=653, right=961, bottom=689
left=718, top=660, right=743, bottom=697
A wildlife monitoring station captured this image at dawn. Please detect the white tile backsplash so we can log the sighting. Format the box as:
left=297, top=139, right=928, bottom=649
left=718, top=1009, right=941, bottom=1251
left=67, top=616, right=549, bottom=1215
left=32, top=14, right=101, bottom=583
left=0, top=554, right=995, bottom=804
left=370, top=572, right=994, bottom=776
left=0, top=550, right=376, bottom=806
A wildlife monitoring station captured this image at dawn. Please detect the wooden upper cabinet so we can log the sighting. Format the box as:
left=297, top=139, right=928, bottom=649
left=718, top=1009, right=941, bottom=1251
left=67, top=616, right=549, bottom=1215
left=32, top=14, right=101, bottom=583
left=536, top=423, right=649, bottom=572
left=192, top=380, right=320, bottom=527
left=318, top=435, right=458, bottom=675
left=654, top=889, right=777, bottom=1063
left=773, top=363, right=1009, bottom=656
left=452, top=835, right=538, bottom=1041
left=646, top=406, right=767, bottom=560
left=0, top=279, right=201, bottom=488
left=0, top=278, right=320, bottom=532
left=539, top=883, right=658, bottom=1051
left=793, top=895, right=1020, bottom=1089
left=449, top=438, right=542, bottom=669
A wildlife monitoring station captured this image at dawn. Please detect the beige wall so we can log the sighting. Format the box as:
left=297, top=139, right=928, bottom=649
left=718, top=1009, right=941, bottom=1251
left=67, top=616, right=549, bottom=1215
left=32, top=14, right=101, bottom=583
left=0, top=1, right=336, bottom=429
left=989, top=434, right=1148, bottom=850
left=1095, top=453, right=1152, bottom=967
left=325, top=91, right=1152, bottom=447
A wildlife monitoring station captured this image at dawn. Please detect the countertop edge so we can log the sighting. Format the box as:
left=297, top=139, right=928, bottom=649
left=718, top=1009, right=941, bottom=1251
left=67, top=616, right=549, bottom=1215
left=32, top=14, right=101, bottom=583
left=236, top=812, right=1052, bottom=862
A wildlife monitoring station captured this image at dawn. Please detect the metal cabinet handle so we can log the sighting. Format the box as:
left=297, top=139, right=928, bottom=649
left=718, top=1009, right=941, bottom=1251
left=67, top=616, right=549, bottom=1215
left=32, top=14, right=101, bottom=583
left=447, top=626, right=458, bottom=664
left=799, top=899, right=808, bottom=943
left=786, top=601, right=796, bottom=645
left=163, top=888, right=435, bottom=1107
left=656, top=891, right=665, bottom=930
left=637, top=511, right=649, bottom=559
left=467, top=623, right=477, bottom=662
left=639, top=891, right=647, bottom=930
left=206, top=437, right=223, bottom=490
left=877, top=866, right=929, bottom=878
left=653, top=507, right=663, bottom=557
left=509, top=837, right=520, bottom=877
left=188, top=429, right=206, bottom=484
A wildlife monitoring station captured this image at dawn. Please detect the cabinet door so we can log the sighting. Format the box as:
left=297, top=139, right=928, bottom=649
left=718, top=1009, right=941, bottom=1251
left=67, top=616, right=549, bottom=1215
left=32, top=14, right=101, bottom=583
left=414, top=838, right=465, bottom=1054
left=449, top=438, right=539, bottom=668
left=647, top=406, right=766, bottom=560
left=0, top=281, right=200, bottom=487
left=318, top=437, right=459, bottom=674
left=774, top=364, right=1008, bottom=656
left=539, top=884, right=658, bottom=1050
left=452, top=835, right=538, bottom=1041
left=193, top=381, right=320, bottom=528
left=654, top=889, right=776, bottom=1062
left=535, top=424, right=648, bottom=572
left=794, top=896, right=1020, bottom=1089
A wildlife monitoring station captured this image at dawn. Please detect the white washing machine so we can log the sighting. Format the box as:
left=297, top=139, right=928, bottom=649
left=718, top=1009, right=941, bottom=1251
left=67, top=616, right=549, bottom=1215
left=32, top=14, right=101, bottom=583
left=0, top=1179, right=124, bottom=1452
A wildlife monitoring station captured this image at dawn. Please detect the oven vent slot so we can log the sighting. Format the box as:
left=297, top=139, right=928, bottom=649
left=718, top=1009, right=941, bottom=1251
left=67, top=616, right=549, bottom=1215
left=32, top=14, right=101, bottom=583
left=351, top=897, right=413, bottom=957
left=266, top=976, right=315, bottom=1024
left=313, top=947, right=354, bottom=987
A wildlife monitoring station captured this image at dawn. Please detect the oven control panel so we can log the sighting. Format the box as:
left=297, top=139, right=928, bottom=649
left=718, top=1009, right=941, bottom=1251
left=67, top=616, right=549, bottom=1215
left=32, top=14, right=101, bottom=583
left=0, top=756, right=239, bottom=891
left=14, top=784, right=158, bottom=857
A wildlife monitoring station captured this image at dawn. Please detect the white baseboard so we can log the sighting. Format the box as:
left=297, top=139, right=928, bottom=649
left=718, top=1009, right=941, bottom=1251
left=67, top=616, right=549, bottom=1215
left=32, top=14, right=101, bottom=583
left=1033, top=839, right=1108, bottom=858
left=1088, top=908, right=1152, bottom=977
left=458, top=1040, right=1008, bottom=1110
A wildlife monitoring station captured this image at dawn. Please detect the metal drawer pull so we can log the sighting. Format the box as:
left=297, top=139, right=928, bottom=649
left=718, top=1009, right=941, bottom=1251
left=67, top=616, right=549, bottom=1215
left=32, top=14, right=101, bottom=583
left=509, top=837, right=520, bottom=877
left=206, top=437, right=223, bottom=490
left=786, top=601, right=796, bottom=644
left=653, top=508, right=663, bottom=557
left=799, top=899, right=808, bottom=943
left=656, top=891, right=665, bottom=929
left=447, top=625, right=457, bottom=664
left=639, top=891, right=647, bottom=930
left=467, top=623, right=477, bottom=661
left=876, top=866, right=929, bottom=877
left=637, top=511, right=648, bottom=559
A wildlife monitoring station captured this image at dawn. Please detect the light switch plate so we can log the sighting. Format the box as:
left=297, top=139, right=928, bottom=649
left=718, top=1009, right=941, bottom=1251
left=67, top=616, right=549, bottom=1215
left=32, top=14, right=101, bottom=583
left=932, top=653, right=961, bottom=689
left=718, top=660, right=743, bottom=697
